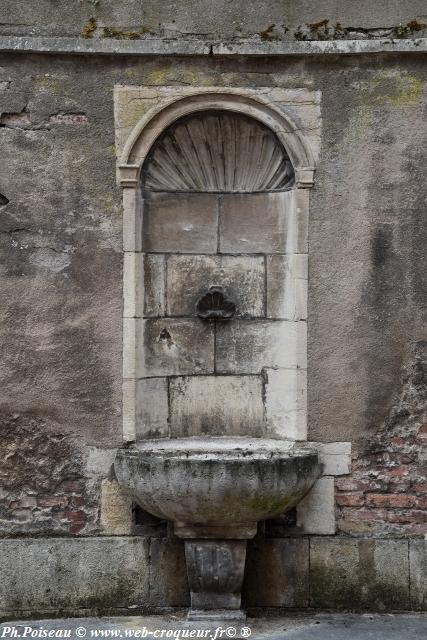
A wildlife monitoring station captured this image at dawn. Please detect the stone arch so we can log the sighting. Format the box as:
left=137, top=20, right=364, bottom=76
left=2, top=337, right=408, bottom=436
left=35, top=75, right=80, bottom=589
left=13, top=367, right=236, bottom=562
left=117, top=90, right=316, bottom=189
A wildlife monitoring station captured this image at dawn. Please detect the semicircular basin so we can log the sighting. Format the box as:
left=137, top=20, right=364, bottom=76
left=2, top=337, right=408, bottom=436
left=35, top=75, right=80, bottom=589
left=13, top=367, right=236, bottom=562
left=114, top=437, right=321, bottom=532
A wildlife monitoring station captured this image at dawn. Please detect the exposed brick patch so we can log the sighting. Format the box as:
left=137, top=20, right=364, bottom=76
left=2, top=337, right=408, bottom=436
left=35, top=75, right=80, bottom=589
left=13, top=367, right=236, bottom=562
left=336, top=341, right=427, bottom=538
left=0, top=412, right=99, bottom=536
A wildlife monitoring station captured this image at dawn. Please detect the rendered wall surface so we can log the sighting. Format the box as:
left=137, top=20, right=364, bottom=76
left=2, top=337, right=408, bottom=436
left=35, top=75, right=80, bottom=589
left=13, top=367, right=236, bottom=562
left=1, top=1, right=427, bottom=39
left=0, top=0, right=426, bottom=615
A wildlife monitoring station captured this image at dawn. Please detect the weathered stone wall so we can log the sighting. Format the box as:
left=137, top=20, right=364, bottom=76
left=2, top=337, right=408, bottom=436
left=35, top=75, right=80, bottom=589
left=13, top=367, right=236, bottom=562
left=0, top=0, right=426, bottom=611
left=1, top=50, right=426, bottom=538
left=1, top=0, right=427, bottom=40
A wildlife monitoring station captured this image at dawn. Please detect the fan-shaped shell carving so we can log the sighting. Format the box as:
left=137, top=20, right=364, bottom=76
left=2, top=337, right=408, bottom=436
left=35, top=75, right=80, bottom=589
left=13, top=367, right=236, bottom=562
left=142, top=111, right=295, bottom=193
left=196, top=287, right=236, bottom=320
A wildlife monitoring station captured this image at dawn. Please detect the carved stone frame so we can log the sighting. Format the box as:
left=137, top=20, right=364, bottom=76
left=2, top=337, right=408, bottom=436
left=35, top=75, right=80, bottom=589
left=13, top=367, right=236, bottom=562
left=114, top=87, right=319, bottom=443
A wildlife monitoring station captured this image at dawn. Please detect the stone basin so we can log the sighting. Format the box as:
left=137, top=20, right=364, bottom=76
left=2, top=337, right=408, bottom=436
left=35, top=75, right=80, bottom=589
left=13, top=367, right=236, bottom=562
left=115, top=437, right=321, bottom=621
left=115, top=437, right=320, bottom=537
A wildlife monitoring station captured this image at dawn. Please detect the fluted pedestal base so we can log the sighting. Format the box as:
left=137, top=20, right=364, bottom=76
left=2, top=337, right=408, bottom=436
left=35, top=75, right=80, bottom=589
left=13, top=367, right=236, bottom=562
left=184, top=539, right=248, bottom=621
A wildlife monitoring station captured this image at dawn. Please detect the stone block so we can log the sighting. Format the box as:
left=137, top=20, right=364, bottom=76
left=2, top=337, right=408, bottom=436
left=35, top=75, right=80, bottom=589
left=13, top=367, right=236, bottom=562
left=297, top=476, right=335, bottom=535
left=314, top=441, right=352, bottom=475
left=267, top=254, right=308, bottom=320
left=100, top=479, right=133, bottom=535
left=86, top=447, right=116, bottom=476
left=310, top=538, right=410, bottom=610
left=123, top=252, right=142, bottom=318
left=123, top=318, right=138, bottom=379
left=0, top=537, right=149, bottom=614
left=243, top=538, right=309, bottom=607
left=216, top=320, right=307, bottom=374
left=123, top=188, right=142, bottom=252
left=135, top=377, right=169, bottom=439
left=410, top=540, right=426, bottom=610
left=169, top=375, right=264, bottom=437
left=122, top=378, right=137, bottom=441
left=136, top=318, right=215, bottom=377
left=142, top=192, right=218, bottom=254
left=264, top=368, right=307, bottom=440
left=149, top=537, right=189, bottom=607
left=219, top=191, right=308, bottom=254
left=166, top=254, right=265, bottom=318
left=143, top=254, right=166, bottom=317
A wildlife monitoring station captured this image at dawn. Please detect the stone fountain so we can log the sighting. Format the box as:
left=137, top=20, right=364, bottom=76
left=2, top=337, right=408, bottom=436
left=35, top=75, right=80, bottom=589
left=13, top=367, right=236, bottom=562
left=115, top=437, right=320, bottom=620
left=115, top=104, right=319, bottom=620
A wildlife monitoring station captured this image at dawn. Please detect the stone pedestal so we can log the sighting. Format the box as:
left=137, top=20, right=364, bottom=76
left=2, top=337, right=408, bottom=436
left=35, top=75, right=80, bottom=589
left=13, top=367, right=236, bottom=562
left=184, top=539, right=248, bottom=621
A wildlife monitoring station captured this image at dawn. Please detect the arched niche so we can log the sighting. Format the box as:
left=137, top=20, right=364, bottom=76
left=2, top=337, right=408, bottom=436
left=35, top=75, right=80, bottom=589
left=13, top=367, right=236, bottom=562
left=119, top=90, right=316, bottom=444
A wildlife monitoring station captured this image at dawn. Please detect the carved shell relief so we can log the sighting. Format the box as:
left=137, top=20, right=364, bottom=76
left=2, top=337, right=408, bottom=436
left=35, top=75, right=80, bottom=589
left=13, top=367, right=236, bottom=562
left=142, top=110, right=295, bottom=193
left=196, top=287, right=236, bottom=320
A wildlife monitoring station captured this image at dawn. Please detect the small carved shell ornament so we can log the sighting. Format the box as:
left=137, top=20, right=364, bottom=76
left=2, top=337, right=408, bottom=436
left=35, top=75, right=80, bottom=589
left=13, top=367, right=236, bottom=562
left=196, top=286, right=236, bottom=320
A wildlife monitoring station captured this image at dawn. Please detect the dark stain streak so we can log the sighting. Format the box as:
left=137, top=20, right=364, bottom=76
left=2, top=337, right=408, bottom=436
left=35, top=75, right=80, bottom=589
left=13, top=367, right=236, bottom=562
left=371, top=226, right=391, bottom=268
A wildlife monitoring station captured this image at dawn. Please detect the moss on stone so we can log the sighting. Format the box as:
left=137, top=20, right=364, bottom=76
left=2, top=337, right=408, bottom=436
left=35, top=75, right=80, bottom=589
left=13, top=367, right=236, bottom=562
left=259, top=24, right=276, bottom=41
left=103, top=27, right=141, bottom=40
left=394, top=20, right=426, bottom=38
left=81, top=17, right=97, bottom=39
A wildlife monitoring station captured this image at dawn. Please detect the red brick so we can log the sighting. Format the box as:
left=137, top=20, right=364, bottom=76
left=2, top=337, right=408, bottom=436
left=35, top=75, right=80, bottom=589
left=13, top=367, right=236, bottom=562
left=37, top=496, right=69, bottom=508
left=335, top=478, right=370, bottom=492
left=336, top=493, right=365, bottom=507
left=341, top=508, right=387, bottom=521
left=390, top=437, right=406, bottom=447
left=387, top=510, right=427, bottom=524
left=416, top=424, right=427, bottom=443
left=413, top=481, right=427, bottom=494
left=406, top=523, right=427, bottom=536
left=65, top=510, right=87, bottom=523
left=59, top=480, right=85, bottom=494
left=415, top=496, right=427, bottom=509
left=388, top=466, right=410, bottom=477
left=71, top=496, right=86, bottom=507
left=366, top=493, right=416, bottom=508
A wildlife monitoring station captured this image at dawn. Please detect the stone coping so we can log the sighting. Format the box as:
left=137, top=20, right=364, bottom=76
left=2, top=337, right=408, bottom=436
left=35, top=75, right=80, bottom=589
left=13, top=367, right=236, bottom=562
left=0, top=35, right=427, bottom=57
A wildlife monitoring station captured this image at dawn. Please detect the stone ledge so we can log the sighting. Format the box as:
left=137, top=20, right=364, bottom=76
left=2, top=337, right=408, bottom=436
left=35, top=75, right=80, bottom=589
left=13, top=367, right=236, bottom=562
left=0, top=36, right=427, bottom=57
left=0, top=36, right=210, bottom=56
left=0, top=536, right=424, bottom=617
left=213, top=38, right=427, bottom=56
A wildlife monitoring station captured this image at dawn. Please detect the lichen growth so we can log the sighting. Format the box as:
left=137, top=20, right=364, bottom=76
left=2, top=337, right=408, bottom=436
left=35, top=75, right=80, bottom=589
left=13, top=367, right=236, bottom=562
left=366, top=72, right=423, bottom=106
left=81, top=17, right=97, bottom=39
left=107, top=144, right=116, bottom=158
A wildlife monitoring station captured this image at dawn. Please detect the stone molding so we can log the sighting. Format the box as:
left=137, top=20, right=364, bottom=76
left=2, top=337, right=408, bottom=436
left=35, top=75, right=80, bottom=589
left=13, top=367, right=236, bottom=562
left=1, top=36, right=427, bottom=58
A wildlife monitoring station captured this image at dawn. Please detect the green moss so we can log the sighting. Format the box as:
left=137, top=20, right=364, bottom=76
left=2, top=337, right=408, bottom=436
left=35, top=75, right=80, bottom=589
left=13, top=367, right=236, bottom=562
left=103, top=27, right=140, bottom=40
left=394, top=20, right=426, bottom=38
left=307, top=19, right=333, bottom=40
left=259, top=24, right=276, bottom=41
left=81, top=17, right=97, bottom=39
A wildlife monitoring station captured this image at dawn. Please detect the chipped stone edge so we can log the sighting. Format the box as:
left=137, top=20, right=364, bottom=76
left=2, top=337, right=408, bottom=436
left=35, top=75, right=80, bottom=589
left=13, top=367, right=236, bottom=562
left=1, top=36, right=427, bottom=57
